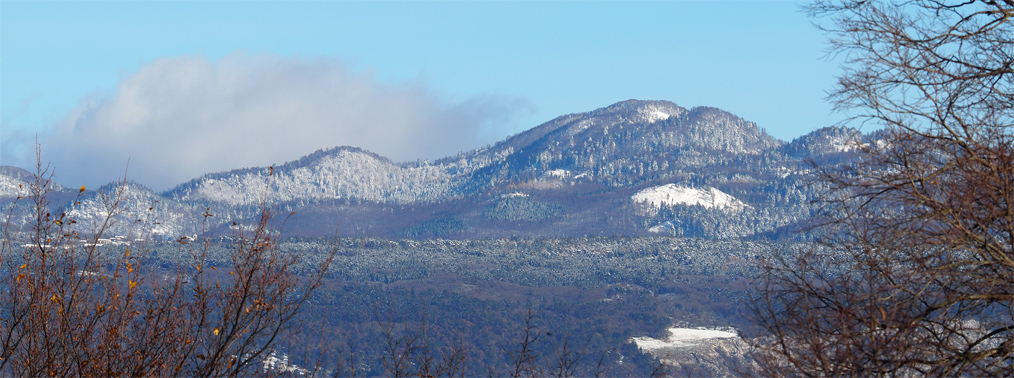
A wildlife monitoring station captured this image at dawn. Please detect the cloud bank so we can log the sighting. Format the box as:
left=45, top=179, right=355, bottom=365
left=11, top=54, right=532, bottom=190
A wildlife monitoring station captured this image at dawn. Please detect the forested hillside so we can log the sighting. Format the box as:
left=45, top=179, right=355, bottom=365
left=0, top=100, right=871, bottom=241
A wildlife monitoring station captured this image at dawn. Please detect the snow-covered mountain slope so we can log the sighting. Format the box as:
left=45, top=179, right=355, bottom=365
left=69, top=182, right=211, bottom=238
left=458, top=100, right=784, bottom=192
left=0, top=166, right=60, bottom=198
left=783, top=127, right=865, bottom=158
left=632, top=184, right=749, bottom=211
left=168, top=147, right=456, bottom=206
left=1, top=99, right=866, bottom=239
left=166, top=99, right=792, bottom=207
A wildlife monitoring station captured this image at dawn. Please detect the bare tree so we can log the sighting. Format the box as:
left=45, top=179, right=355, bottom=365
left=506, top=307, right=544, bottom=378
left=375, top=304, right=468, bottom=378
left=549, top=332, right=584, bottom=378
left=0, top=157, right=335, bottom=377
left=752, top=1, right=1014, bottom=376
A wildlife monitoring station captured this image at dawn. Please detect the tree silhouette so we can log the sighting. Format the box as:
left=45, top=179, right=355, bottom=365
left=752, top=1, right=1014, bottom=375
left=0, top=154, right=335, bottom=377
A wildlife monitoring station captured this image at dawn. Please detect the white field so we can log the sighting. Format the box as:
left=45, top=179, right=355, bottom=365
left=631, top=184, right=749, bottom=211
left=631, top=327, right=738, bottom=350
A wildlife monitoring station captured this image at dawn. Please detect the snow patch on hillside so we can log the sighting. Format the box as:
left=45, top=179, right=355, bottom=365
left=545, top=169, right=570, bottom=179
left=830, top=135, right=859, bottom=152
left=569, top=119, right=596, bottom=135
left=632, top=327, right=738, bottom=350
left=648, top=111, right=670, bottom=122
left=647, top=222, right=678, bottom=235
left=633, top=327, right=751, bottom=376
left=632, top=184, right=749, bottom=211
left=637, top=104, right=677, bottom=123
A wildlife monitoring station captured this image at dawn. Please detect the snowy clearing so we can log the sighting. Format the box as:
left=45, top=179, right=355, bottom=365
left=632, top=327, right=739, bottom=350
left=632, top=184, right=749, bottom=211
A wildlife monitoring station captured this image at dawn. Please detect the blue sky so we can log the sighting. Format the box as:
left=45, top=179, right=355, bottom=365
left=1, top=1, right=841, bottom=190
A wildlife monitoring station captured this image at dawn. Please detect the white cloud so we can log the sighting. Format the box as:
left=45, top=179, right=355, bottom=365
left=11, top=54, right=532, bottom=190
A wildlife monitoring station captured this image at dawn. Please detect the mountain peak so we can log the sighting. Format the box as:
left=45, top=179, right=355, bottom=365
left=595, top=99, right=687, bottom=124
left=2, top=99, right=846, bottom=240
left=600, top=99, right=684, bottom=111
left=0, top=166, right=66, bottom=198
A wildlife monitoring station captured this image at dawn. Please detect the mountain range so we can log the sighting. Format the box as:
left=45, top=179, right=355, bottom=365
left=0, top=100, right=867, bottom=240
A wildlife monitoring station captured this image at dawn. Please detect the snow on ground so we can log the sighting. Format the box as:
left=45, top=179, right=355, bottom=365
left=632, top=184, right=749, bottom=211
left=185, top=149, right=454, bottom=206
left=632, top=327, right=739, bottom=350
left=0, top=169, right=35, bottom=198
left=0, top=177, right=26, bottom=198
left=570, top=119, right=596, bottom=135
left=637, top=105, right=674, bottom=123
left=260, top=351, right=308, bottom=375
left=649, top=111, right=671, bottom=122
left=545, top=169, right=570, bottom=179
left=647, top=223, right=674, bottom=234
left=831, top=137, right=858, bottom=152
left=633, top=327, right=752, bottom=376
